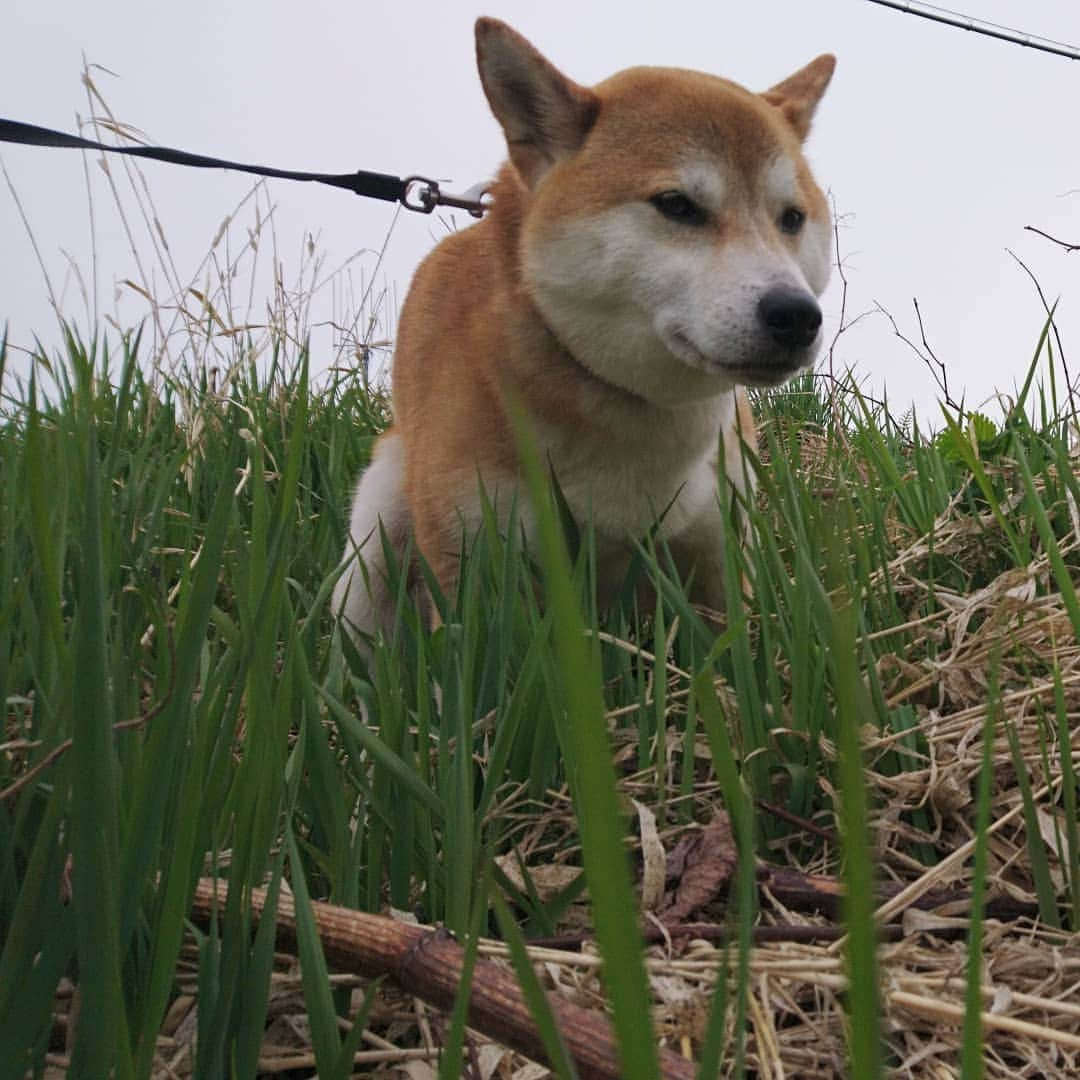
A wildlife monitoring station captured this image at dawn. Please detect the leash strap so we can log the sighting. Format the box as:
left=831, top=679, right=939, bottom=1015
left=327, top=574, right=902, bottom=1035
left=0, top=117, right=488, bottom=216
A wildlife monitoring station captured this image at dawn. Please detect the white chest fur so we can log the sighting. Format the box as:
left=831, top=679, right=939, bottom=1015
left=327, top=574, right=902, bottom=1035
left=535, top=387, right=735, bottom=544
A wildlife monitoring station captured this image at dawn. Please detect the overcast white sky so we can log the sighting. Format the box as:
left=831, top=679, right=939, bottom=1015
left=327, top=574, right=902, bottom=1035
left=2, top=0, right=1079, bottom=422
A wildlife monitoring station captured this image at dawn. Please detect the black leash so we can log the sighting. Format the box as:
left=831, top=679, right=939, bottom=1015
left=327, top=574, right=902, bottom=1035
left=0, top=117, right=489, bottom=217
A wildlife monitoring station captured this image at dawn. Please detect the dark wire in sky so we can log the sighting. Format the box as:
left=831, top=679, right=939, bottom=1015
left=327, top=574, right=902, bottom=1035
left=864, top=0, right=1080, bottom=62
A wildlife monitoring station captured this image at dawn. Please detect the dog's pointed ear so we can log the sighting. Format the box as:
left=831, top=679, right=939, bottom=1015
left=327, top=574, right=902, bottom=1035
left=475, top=18, right=600, bottom=188
left=761, top=55, right=835, bottom=140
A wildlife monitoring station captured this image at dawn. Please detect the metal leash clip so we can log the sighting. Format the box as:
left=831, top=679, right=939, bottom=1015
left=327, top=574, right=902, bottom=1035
left=401, top=176, right=490, bottom=218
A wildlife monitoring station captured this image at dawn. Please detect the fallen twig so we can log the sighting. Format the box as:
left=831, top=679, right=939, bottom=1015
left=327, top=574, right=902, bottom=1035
left=759, top=863, right=1039, bottom=922
left=890, top=989, right=1080, bottom=1054
left=190, top=878, right=696, bottom=1080
left=528, top=922, right=904, bottom=951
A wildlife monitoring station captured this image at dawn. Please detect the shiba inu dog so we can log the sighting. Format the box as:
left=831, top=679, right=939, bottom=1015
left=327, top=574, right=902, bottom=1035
left=334, top=17, right=834, bottom=643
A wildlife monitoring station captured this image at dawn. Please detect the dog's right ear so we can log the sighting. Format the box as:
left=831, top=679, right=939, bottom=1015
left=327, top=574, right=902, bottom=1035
left=475, top=18, right=599, bottom=189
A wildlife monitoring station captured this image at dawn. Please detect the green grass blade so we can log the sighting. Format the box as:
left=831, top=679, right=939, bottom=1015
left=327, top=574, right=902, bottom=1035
left=960, top=657, right=999, bottom=1080
left=512, top=398, right=660, bottom=1080
left=332, top=978, right=386, bottom=1079
left=493, top=891, right=579, bottom=1080
left=234, top=855, right=286, bottom=1079
left=320, top=684, right=443, bottom=818
left=118, top=441, right=237, bottom=947
left=67, top=422, right=133, bottom=1078
left=1013, top=439, right=1080, bottom=639
left=0, top=786, right=73, bottom=1073
left=694, top=669, right=753, bottom=1077
left=286, top=823, right=343, bottom=1070
left=832, top=583, right=881, bottom=1080
left=438, top=863, right=489, bottom=1080
left=1004, top=719, right=1061, bottom=928
left=1053, top=665, right=1080, bottom=927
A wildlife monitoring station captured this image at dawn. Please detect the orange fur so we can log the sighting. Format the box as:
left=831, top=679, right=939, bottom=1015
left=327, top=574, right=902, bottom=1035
left=334, top=19, right=835, bottom=641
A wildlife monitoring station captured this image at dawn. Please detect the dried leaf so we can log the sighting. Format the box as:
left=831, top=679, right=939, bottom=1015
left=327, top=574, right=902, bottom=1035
left=659, top=812, right=737, bottom=923
left=477, top=1043, right=511, bottom=1079
left=634, top=798, right=666, bottom=912
left=495, top=853, right=583, bottom=903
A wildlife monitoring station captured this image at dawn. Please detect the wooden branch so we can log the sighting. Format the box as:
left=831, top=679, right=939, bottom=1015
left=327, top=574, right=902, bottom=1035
left=190, top=878, right=695, bottom=1080
left=520, top=855, right=1042, bottom=957
left=529, top=922, right=904, bottom=951
left=758, top=864, right=1040, bottom=922
left=1024, top=225, right=1080, bottom=253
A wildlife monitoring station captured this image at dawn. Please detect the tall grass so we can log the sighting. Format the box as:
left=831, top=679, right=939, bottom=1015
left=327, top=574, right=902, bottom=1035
left=0, top=323, right=1078, bottom=1075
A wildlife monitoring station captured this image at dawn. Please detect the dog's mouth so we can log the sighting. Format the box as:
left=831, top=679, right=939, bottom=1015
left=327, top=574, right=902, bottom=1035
left=665, top=328, right=813, bottom=386
left=723, top=356, right=810, bottom=387
left=665, top=329, right=718, bottom=372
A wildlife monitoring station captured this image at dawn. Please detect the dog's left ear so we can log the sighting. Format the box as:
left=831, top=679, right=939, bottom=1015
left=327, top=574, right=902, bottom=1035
left=761, top=55, right=836, bottom=140
left=475, top=17, right=600, bottom=188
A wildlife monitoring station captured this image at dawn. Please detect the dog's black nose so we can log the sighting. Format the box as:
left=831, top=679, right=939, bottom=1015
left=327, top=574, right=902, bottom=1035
left=757, top=286, right=822, bottom=349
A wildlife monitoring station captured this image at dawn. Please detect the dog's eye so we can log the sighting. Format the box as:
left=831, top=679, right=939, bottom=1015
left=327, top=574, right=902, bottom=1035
left=650, top=191, right=707, bottom=225
left=779, top=207, right=806, bottom=234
